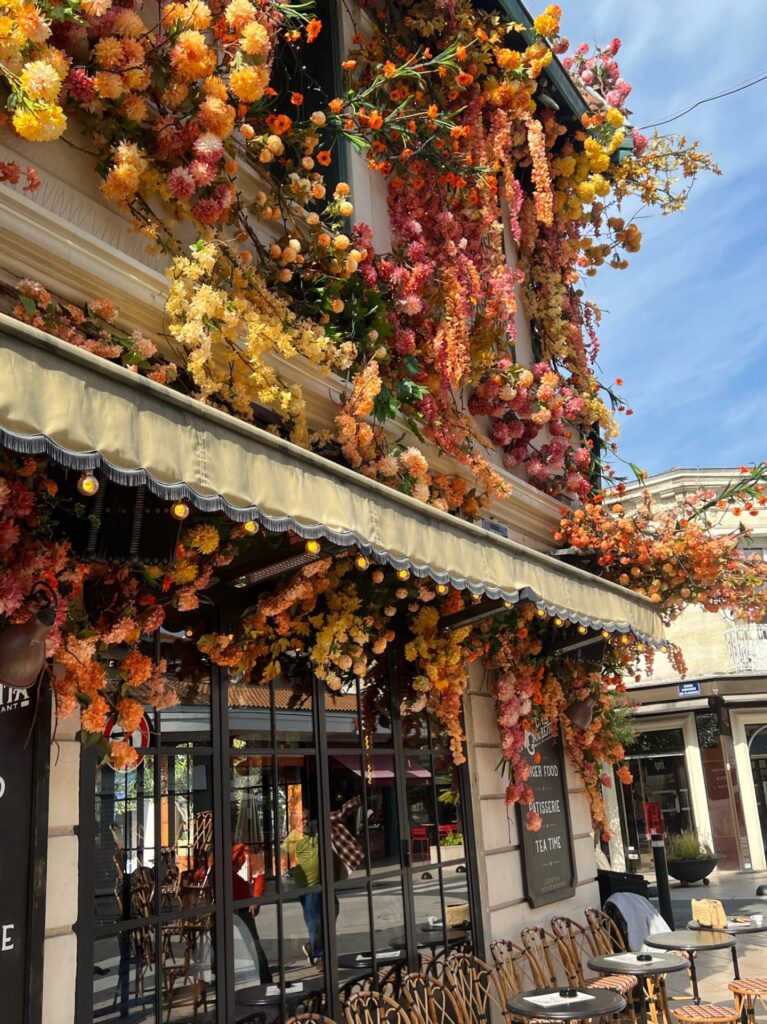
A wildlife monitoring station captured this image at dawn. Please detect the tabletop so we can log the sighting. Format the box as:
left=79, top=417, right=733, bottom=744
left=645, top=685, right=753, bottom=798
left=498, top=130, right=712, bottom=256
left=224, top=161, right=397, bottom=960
left=688, top=919, right=767, bottom=935
left=587, top=952, right=688, bottom=977
left=645, top=930, right=736, bottom=952
left=236, top=976, right=324, bottom=1007
left=507, top=986, right=626, bottom=1020
left=337, top=949, right=405, bottom=971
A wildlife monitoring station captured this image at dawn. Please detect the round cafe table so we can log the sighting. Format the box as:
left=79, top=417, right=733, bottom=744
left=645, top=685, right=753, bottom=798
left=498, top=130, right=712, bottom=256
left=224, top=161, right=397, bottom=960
left=507, top=986, right=626, bottom=1021
left=688, top=919, right=767, bottom=935
left=587, top=952, right=687, bottom=1024
left=644, top=930, right=739, bottom=1004
left=236, top=974, right=325, bottom=1008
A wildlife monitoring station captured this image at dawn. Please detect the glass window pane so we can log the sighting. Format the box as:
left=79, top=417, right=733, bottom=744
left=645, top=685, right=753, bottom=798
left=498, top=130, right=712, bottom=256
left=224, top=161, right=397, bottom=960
left=442, top=866, right=472, bottom=941
left=360, top=676, right=393, bottom=747
left=231, top=755, right=278, bottom=894
left=233, top=901, right=274, bottom=995
left=363, top=753, right=401, bottom=874
left=230, top=684, right=272, bottom=750
left=325, top=682, right=362, bottom=749
left=275, top=677, right=315, bottom=748
left=434, top=752, right=464, bottom=856
left=406, top=754, right=438, bottom=866
left=94, top=756, right=156, bottom=926
left=160, top=754, right=215, bottom=905
left=160, top=913, right=216, bottom=1021
left=93, top=929, right=157, bottom=1023
left=327, top=759, right=367, bottom=879
left=371, top=876, right=406, bottom=960
left=158, top=609, right=215, bottom=746
left=335, top=885, right=371, bottom=963
left=277, top=755, right=323, bottom=889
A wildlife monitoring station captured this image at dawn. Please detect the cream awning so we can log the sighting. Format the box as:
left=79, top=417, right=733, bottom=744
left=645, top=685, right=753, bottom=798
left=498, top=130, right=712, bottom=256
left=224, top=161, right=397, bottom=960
left=0, top=316, right=663, bottom=643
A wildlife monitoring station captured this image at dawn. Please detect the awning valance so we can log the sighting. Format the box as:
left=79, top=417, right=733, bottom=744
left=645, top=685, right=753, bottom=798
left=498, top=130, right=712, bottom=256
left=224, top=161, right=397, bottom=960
left=0, top=316, right=663, bottom=643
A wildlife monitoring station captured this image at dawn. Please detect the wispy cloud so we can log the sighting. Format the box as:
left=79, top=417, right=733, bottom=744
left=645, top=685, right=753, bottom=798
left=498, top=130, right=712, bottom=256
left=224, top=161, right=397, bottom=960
left=560, top=1, right=767, bottom=472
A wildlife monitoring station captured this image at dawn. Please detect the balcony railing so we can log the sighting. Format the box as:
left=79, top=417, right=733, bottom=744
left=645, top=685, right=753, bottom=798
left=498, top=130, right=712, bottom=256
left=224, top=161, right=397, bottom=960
left=725, top=623, right=767, bottom=673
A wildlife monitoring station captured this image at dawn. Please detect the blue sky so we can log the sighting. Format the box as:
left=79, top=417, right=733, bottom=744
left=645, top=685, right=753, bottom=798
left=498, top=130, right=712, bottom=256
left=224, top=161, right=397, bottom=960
left=559, top=2, right=767, bottom=475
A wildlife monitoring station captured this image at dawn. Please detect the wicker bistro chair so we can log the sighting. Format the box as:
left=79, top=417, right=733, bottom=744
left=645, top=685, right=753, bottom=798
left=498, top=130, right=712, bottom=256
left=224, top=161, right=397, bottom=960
left=442, top=951, right=511, bottom=1024
left=519, top=927, right=566, bottom=988
left=550, top=917, right=638, bottom=1024
left=343, top=991, right=415, bottom=1024
left=490, top=938, right=541, bottom=999
left=400, top=971, right=465, bottom=1024
left=727, top=978, right=767, bottom=1024
left=286, top=1016, right=338, bottom=1024
left=585, top=908, right=628, bottom=956
left=673, top=1004, right=740, bottom=1024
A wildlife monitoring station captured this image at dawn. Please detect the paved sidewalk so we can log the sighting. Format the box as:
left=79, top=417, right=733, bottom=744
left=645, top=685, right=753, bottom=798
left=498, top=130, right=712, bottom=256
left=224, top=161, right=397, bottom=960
left=644, top=869, right=767, bottom=1007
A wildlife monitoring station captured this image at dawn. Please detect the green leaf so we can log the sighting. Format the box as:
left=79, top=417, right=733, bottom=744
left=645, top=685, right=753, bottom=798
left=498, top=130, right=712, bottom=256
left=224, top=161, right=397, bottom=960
left=403, top=356, right=420, bottom=375
left=18, top=295, right=37, bottom=316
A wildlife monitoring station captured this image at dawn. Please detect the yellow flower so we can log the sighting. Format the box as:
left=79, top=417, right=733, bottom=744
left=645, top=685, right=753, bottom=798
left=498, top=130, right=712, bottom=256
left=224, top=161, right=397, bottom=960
left=606, top=107, right=624, bottom=128
left=240, top=21, right=269, bottom=58
left=12, top=103, right=66, bottom=141
left=19, top=60, right=62, bottom=102
left=186, top=523, right=220, bottom=554
left=229, top=64, right=268, bottom=103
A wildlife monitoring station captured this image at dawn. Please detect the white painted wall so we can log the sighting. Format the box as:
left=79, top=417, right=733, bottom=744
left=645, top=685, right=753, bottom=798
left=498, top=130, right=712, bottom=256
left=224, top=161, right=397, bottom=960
left=42, top=710, right=80, bottom=1024
left=463, top=661, right=600, bottom=961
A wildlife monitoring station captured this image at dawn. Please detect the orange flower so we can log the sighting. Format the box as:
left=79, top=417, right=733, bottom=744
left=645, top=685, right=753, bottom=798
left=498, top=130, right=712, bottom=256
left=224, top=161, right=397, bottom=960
left=341, top=59, right=356, bottom=70
left=368, top=110, right=383, bottom=130
left=305, top=17, right=322, bottom=43
left=456, top=72, right=474, bottom=86
left=427, top=104, right=438, bottom=119
left=266, top=113, right=292, bottom=134
left=382, top=60, right=397, bottom=77
left=328, top=98, right=344, bottom=114
left=316, top=149, right=332, bottom=166
left=290, top=91, right=304, bottom=106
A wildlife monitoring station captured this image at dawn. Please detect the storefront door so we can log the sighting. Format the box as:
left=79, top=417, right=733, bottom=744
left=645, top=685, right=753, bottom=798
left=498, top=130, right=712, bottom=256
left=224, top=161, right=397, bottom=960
left=620, top=728, right=694, bottom=870
left=77, top=624, right=477, bottom=1023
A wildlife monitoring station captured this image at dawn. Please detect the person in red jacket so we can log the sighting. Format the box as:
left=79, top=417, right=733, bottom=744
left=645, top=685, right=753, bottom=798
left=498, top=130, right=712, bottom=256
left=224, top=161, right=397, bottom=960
left=232, top=843, right=272, bottom=983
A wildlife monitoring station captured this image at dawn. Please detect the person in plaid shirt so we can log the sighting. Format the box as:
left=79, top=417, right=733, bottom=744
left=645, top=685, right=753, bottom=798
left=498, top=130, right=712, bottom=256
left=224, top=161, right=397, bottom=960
left=330, top=794, right=364, bottom=877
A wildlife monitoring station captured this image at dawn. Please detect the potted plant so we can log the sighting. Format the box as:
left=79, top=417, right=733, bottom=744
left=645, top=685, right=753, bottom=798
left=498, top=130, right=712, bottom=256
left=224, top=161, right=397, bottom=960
left=665, top=830, right=719, bottom=886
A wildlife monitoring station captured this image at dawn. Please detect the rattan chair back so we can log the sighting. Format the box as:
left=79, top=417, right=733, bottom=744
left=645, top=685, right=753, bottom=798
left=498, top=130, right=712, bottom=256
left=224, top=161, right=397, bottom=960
left=584, top=907, right=627, bottom=954
left=400, top=971, right=465, bottom=1024
left=443, top=951, right=508, bottom=1024
left=343, top=991, right=413, bottom=1024
left=519, top=926, right=562, bottom=988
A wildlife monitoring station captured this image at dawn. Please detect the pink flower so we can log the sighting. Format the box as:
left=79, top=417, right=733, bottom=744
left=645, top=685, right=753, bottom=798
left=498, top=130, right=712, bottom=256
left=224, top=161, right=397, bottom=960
left=167, top=166, right=196, bottom=198
left=189, top=159, right=216, bottom=186
left=66, top=67, right=97, bottom=101
left=525, top=811, right=543, bottom=832
left=193, top=132, right=224, bottom=161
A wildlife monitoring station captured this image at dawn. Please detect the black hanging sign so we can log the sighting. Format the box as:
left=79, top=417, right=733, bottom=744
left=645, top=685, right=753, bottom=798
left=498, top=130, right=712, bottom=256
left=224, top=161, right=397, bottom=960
left=0, top=681, right=50, bottom=1024
left=516, top=721, right=576, bottom=907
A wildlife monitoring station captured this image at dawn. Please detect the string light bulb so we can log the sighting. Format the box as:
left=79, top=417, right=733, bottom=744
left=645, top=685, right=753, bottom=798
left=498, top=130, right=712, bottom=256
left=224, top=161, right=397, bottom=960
left=503, top=601, right=513, bottom=609
left=396, top=569, right=410, bottom=582
left=536, top=608, right=546, bottom=618
left=77, top=471, right=99, bottom=496
left=355, top=555, right=370, bottom=571
left=243, top=520, right=259, bottom=535
left=553, top=617, right=564, bottom=627
left=170, top=500, right=190, bottom=520
left=305, top=540, right=321, bottom=555
left=601, top=629, right=610, bottom=639
left=470, top=593, right=482, bottom=603
left=436, top=584, right=449, bottom=595
left=577, top=625, right=588, bottom=635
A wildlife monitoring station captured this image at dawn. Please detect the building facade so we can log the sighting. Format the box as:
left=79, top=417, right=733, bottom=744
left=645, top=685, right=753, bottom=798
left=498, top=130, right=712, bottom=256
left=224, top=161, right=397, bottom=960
left=606, top=470, right=767, bottom=875
left=0, top=2, right=669, bottom=1023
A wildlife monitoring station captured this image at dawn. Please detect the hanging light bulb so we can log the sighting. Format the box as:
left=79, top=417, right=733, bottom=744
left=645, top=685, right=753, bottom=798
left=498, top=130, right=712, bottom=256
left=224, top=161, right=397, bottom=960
left=436, top=584, right=449, bottom=595
left=0, top=586, right=58, bottom=687
left=536, top=608, right=547, bottom=618
left=355, top=555, right=370, bottom=571
left=600, top=629, right=610, bottom=639
left=396, top=568, right=410, bottom=582
left=77, top=471, right=99, bottom=496
left=170, top=500, right=190, bottom=520
left=577, top=625, right=588, bottom=635
left=305, top=539, right=321, bottom=555
left=503, top=601, right=513, bottom=609
left=470, top=593, right=482, bottom=603
left=243, top=520, right=259, bottom=535
left=553, top=616, right=564, bottom=627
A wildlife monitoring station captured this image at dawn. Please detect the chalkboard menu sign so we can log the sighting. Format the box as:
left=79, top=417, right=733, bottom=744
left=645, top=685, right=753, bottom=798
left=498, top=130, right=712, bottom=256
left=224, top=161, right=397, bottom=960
left=517, top=722, right=576, bottom=907
left=0, top=682, right=49, bottom=1024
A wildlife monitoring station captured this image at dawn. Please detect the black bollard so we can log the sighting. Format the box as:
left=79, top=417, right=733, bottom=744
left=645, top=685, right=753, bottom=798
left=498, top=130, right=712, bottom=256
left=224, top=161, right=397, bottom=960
left=756, top=884, right=767, bottom=897
left=651, top=833, right=675, bottom=929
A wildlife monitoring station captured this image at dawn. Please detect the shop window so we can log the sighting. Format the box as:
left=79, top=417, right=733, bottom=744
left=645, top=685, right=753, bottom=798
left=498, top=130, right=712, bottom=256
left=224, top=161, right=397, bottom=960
left=77, top=615, right=479, bottom=1022
left=620, top=727, right=694, bottom=870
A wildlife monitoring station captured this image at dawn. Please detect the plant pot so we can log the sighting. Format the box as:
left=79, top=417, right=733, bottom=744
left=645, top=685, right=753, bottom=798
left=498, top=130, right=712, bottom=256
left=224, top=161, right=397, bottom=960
left=666, top=857, right=719, bottom=886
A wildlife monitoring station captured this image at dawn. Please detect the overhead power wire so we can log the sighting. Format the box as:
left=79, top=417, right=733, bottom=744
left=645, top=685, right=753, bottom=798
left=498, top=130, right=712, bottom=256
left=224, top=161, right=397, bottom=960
left=639, top=69, right=767, bottom=129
